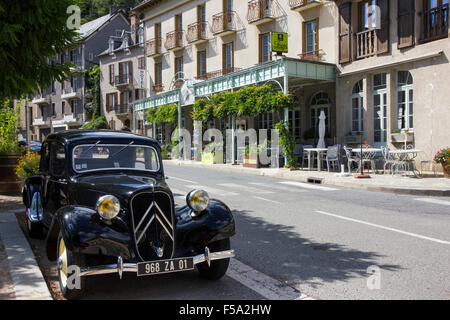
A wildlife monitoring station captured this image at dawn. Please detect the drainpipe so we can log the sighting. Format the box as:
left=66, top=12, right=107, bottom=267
left=283, top=58, right=289, bottom=166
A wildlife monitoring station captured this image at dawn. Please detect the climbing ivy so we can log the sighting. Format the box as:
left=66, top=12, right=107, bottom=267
left=145, top=103, right=178, bottom=124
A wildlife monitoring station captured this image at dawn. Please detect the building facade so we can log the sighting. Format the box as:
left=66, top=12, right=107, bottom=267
left=131, top=0, right=448, bottom=167
left=99, top=20, right=146, bottom=132
left=28, top=10, right=130, bottom=142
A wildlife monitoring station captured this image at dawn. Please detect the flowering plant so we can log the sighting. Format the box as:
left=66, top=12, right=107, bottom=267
left=15, top=152, right=41, bottom=179
left=434, top=148, right=450, bottom=169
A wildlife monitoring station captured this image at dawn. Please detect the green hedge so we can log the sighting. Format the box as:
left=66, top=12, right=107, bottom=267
left=146, top=103, right=178, bottom=124
left=192, top=85, right=295, bottom=122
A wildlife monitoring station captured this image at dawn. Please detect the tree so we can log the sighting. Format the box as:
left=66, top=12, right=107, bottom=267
left=0, top=0, right=80, bottom=99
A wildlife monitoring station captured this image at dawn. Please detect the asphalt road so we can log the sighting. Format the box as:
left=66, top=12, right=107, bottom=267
left=163, top=164, right=450, bottom=300
left=21, top=164, right=450, bottom=300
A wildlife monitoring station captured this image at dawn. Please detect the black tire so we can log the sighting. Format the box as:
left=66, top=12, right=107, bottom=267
left=196, top=238, right=231, bottom=280
left=56, top=231, right=86, bottom=300
left=26, top=209, right=43, bottom=239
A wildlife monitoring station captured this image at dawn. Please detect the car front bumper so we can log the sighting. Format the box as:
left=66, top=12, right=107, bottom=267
left=78, top=247, right=235, bottom=279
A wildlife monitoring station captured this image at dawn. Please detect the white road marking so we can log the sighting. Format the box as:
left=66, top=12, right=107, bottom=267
left=414, top=198, right=450, bottom=206
left=280, top=181, right=338, bottom=191
left=315, top=210, right=450, bottom=245
left=218, top=183, right=274, bottom=194
left=252, top=196, right=283, bottom=205
left=185, top=185, right=238, bottom=197
left=228, top=259, right=312, bottom=300
left=167, top=176, right=198, bottom=184
left=249, top=182, right=308, bottom=193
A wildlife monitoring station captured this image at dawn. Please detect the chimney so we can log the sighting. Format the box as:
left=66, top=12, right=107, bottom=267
left=130, top=10, right=139, bottom=45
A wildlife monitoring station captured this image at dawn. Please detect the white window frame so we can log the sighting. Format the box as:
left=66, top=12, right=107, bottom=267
left=396, top=71, right=414, bottom=130
left=373, top=73, right=387, bottom=146
left=350, top=80, right=364, bottom=133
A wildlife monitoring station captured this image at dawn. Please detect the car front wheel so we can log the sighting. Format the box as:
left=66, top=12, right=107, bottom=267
left=196, top=238, right=231, bottom=280
left=57, top=231, right=86, bottom=300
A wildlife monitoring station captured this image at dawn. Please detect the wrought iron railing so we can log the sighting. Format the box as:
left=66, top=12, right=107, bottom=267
left=146, top=38, right=162, bottom=56
left=153, top=84, right=164, bottom=93
left=165, top=30, right=184, bottom=50
left=356, top=29, right=377, bottom=59
left=115, top=74, right=130, bottom=86
left=195, top=67, right=242, bottom=81
left=421, top=4, right=449, bottom=42
left=289, top=0, right=320, bottom=9
left=212, top=11, right=236, bottom=35
left=298, top=49, right=324, bottom=61
left=114, top=104, right=130, bottom=115
left=187, top=22, right=208, bottom=43
left=247, top=0, right=274, bottom=23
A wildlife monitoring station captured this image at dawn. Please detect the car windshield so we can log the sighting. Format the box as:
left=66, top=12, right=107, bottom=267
left=72, top=144, right=159, bottom=173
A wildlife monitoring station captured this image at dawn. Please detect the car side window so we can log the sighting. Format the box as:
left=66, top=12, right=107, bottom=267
left=39, top=143, right=50, bottom=174
left=50, top=142, right=66, bottom=177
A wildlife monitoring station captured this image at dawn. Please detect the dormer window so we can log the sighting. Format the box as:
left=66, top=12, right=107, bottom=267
left=124, top=37, right=129, bottom=49
left=109, top=39, right=114, bottom=54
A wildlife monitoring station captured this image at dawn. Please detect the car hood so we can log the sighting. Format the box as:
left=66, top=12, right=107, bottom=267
left=73, top=173, right=170, bottom=202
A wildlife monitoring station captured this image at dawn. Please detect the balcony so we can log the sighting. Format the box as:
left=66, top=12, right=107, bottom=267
left=31, top=95, right=50, bottom=105
left=61, top=89, right=81, bottom=101
left=298, top=49, right=325, bottom=61
left=289, top=0, right=322, bottom=12
left=114, top=74, right=132, bottom=90
left=421, top=4, right=449, bottom=43
left=212, top=12, right=237, bottom=36
left=69, top=58, right=83, bottom=72
left=153, top=84, right=164, bottom=94
left=33, top=117, right=46, bottom=126
left=114, top=104, right=131, bottom=116
left=247, top=0, right=275, bottom=25
left=187, top=22, right=208, bottom=45
left=164, top=31, right=184, bottom=51
left=195, top=67, right=242, bottom=81
left=146, top=38, right=163, bottom=57
left=356, top=29, right=377, bottom=59
left=63, top=113, right=82, bottom=124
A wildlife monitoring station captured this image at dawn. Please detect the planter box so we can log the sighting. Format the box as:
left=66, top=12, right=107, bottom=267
left=243, top=155, right=259, bottom=168
left=0, top=153, right=23, bottom=195
left=390, top=133, right=414, bottom=143
left=201, top=152, right=223, bottom=164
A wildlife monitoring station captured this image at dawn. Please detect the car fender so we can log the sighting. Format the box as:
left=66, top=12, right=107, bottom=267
left=175, top=199, right=235, bottom=253
left=46, top=206, right=132, bottom=261
left=22, top=177, right=42, bottom=209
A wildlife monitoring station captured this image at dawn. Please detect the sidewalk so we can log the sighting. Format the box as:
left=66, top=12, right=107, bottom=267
left=0, top=196, right=52, bottom=300
left=164, top=160, right=450, bottom=197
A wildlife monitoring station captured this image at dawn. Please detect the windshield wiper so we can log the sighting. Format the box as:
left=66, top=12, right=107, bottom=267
left=110, top=141, right=134, bottom=158
left=81, top=140, right=101, bottom=156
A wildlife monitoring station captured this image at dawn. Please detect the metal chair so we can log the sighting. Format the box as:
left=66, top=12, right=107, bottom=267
left=344, top=146, right=359, bottom=173
left=326, top=145, right=340, bottom=172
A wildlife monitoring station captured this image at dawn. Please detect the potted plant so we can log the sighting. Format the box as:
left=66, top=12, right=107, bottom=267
left=0, top=99, right=24, bottom=195
left=15, top=152, right=41, bottom=180
left=243, top=144, right=259, bottom=168
left=391, top=128, right=414, bottom=143
left=434, top=148, right=450, bottom=178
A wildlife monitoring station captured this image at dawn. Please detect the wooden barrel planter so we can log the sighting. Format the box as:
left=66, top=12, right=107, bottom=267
left=0, top=153, right=23, bottom=195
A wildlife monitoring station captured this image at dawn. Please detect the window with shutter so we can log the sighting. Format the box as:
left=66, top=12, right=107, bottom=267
left=398, top=0, right=415, bottom=48
left=376, top=0, right=389, bottom=54
left=339, top=2, right=352, bottom=63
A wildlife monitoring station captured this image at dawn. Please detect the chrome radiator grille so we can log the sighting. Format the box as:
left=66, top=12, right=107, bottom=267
left=130, top=191, right=175, bottom=262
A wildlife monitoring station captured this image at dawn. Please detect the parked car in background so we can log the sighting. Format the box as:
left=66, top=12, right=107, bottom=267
left=22, top=130, right=235, bottom=299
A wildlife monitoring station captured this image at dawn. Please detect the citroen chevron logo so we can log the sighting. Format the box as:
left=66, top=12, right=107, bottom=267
left=135, top=200, right=173, bottom=244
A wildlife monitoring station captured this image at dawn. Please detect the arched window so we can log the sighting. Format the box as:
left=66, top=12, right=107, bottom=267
left=310, top=92, right=331, bottom=134
left=351, top=79, right=364, bottom=133
left=397, top=71, right=413, bottom=130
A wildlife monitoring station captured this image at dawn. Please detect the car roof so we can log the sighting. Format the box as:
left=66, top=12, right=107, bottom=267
left=44, top=130, right=159, bottom=147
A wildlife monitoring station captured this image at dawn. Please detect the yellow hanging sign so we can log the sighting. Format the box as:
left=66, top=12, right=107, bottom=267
left=271, top=32, right=288, bottom=53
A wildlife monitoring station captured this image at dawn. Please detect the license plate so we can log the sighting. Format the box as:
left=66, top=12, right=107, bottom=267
left=137, top=257, right=194, bottom=277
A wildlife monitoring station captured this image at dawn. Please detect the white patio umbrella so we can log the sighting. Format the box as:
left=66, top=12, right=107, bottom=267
left=317, top=110, right=326, bottom=148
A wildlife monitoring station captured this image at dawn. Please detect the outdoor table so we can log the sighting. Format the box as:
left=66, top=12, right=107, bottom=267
left=389, top=149, right=423, bottom=177
left=304, top=148, right=328, bottom=172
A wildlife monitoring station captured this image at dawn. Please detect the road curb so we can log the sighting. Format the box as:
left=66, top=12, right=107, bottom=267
left=0, top=209, right=52, bottom=300
left=164, top=160, right=450, bottom=197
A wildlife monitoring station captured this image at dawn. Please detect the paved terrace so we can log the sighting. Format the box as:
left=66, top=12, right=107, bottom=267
left=164, top=160, right=450, bottom=197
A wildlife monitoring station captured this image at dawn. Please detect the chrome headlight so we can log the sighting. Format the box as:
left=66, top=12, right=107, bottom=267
left=186, top=189, right=210, bottom=213
left=96, top=195, right=120, bottom=220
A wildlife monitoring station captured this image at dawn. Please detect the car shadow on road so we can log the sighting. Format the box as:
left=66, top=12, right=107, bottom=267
left=231, top=209, right=404, bottom=290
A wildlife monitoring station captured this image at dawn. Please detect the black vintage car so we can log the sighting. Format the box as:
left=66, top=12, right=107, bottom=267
left=22, top=131, right=235, bottom=299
